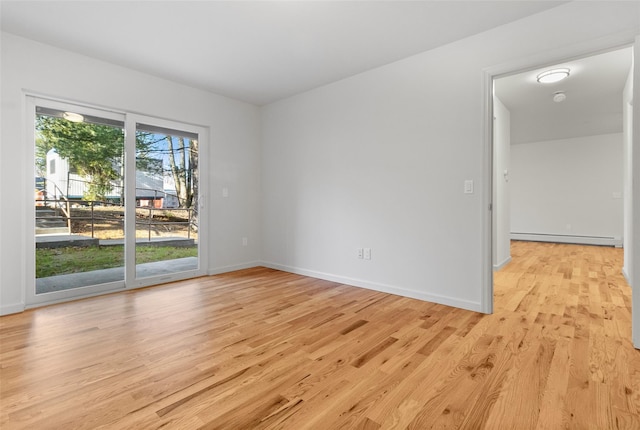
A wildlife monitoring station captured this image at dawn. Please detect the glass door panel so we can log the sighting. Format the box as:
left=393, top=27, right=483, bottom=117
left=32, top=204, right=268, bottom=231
left=134, top=123, right=199, bottom=280
left=33, top=102, right=126, bottom=296
left=29, top=99, right=206, bottom=306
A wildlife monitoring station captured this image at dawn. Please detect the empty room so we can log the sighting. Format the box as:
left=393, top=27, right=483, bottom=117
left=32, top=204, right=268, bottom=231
left=1, top=1, right=639, bottom=429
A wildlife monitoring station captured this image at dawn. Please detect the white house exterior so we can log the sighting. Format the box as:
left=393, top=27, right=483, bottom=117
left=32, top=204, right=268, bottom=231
left=45, top=149, right=176, bottom=206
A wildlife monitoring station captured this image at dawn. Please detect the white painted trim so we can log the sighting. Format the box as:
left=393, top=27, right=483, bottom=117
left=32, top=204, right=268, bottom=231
left=24, top=286, right=127, bottom=310
left=511, top=233, right=622, bottom=247
left=124, top=115, right=137, bottom=286
left=623, top=267, right=631, bottom=285
left=632, top=36, right=640, bottom=350
left=22, top=95, right=34, bottom=309
left=481, top=68, right=494, bottom=315
left=208, top=261, right=262, bottom=275
left=485, top=32, right=636, bottom=82
left=261, top=261, right=483, bottom=313
left=0, top=302, right=25, bottom=316
left=125, top=114, right=210, bottom=289
left=493, top=256, right=512, bottom=271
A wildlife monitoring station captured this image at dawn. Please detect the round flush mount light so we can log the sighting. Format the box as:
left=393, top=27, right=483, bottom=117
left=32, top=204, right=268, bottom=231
left=553, top=91, right=566, bottom=103
left=62, top=112, right=84, bottom=123
left=536, top=68, right=570, bottom=84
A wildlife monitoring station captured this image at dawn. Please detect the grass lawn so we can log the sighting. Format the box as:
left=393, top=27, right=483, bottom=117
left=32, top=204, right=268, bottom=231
left=36, top=245, right=197, bottom=278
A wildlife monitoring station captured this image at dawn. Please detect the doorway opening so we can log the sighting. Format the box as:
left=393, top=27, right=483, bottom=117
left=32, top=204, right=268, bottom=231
left=489, top=46, right=633, bottom=325
left=493, top=47, right=631, bottom=261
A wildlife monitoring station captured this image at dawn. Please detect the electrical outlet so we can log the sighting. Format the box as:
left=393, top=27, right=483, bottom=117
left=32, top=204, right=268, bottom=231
left=364, top=248, right=371, bottom=260
left=357, top=248, right=363, bottom=259
left=242, top=237, right=248, bottom=246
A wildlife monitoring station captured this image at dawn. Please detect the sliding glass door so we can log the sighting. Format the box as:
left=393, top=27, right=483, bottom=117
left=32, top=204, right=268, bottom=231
left=28, top=97, right=207, bottom=305
left=131, top=120, right=201, bottom=282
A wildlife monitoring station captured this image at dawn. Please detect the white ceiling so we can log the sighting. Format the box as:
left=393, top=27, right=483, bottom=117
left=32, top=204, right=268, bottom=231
left=1, top=1, right=566, bottom=105
left=494, top=47, right=632, bottom=144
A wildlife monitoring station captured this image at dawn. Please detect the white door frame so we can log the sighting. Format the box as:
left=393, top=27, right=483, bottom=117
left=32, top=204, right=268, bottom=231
left=481, top=33, right=639, bottom=349
left=632, top=36, right=640, bottom=348
left=25, top=96, right=128, bottom=307
left=124, top=113, right=209, bottom=289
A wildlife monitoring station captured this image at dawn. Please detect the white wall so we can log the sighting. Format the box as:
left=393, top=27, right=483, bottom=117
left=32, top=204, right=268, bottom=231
left=493, top=96, right=511, bottom=269
left=261, top=2, right=640, bottom=312
left=510, top=134, right=623, bottom=244
left=0, top=33, right=262, bottom=314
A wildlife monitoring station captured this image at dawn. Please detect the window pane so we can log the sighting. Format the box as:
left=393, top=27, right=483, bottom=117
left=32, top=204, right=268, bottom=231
left=35, top=107, right=125, bottom=294
left=134, top=126, right=198, bottom=279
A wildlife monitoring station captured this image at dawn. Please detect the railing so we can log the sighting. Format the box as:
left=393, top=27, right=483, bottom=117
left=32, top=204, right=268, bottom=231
left=35, top=199, right=197, bottom=240
left=39, top=182, right=72, bottom=233
left=138, top=206, right=194, bottom=241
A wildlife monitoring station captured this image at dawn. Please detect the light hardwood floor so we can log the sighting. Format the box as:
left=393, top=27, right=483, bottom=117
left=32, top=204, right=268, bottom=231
left=1, top=241, right=639, bottom=429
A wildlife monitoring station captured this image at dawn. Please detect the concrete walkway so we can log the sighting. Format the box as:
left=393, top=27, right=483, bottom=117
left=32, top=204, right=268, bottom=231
left=36, top=234, right=98, bottom=249
left=100, top=237, right=196, bottom=247
left=36, top=257, right=198, bottom=294
left=36, top=234, right=195, bottom=249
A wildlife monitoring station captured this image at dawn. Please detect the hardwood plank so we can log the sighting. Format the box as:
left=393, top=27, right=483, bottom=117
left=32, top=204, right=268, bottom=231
left=1, top=242, right=639, bottom=429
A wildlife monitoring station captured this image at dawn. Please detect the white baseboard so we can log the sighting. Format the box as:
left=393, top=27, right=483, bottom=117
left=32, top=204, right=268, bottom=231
left=493, top=256, right=512, bottom=271
left=261, top=261, right=483, bottom=313
left=511, top=233, right=622, bottom=247
left=208, top=261, right=262, bottom=276
left=4, top=262, right=481, bottom=315
left=1, top=302, right=25, bottom=316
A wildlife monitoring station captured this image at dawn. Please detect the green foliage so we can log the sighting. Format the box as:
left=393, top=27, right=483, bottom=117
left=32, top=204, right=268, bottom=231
left=36, top=115, right=124, bottom=201
left=36, top=245, right=197, bottom=278
left=35, top=135, right=52, bottom=176
left=35, top=114, right=197, bottom=208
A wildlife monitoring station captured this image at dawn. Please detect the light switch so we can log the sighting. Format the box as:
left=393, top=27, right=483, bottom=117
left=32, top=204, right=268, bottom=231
left=464, top=180, right=474, bottom=194
left=222, top=187, right=229, bottom=198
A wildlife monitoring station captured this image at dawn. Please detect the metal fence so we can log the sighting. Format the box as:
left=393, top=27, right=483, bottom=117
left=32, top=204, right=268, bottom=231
left=35, top=198, right=197, bottom=240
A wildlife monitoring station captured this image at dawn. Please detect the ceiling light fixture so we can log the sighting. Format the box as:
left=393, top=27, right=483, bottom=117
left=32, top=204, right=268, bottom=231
left=536, top=68, right=570, bottom=84
left=62, top=112, right=84, bottom=123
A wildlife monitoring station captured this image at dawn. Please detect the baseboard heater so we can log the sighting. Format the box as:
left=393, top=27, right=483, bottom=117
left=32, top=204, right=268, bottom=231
left=510, top=232, right=622, bottom=247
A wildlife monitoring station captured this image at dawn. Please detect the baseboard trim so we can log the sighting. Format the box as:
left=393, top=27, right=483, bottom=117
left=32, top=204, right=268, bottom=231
left=511, top=233, right=622, bottom=247
left=261, top=261, right=482, bottom=313
left=493, top=256, right=512, bottom=271
left=1, top=302, right=25, bottom=316
left=5, top=262, right=481, bottom=315
left=208, top=261, right=262, bottom=276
